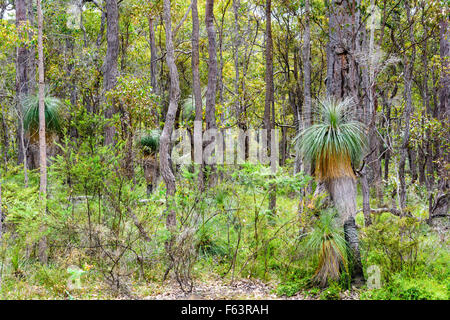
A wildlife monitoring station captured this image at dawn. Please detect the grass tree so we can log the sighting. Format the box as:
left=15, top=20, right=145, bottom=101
left=139, top=129, right=161, bottom=195
left=295, top=97, right=366, bottom=283
left=307, top=209, right=349, bottom=287
left=23, top=92, right=63, bottom=169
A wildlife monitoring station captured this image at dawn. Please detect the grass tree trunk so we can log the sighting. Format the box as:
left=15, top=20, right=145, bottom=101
left=37, top=0, right=48, bottom=265
left=143, top=153, right=157, bottom=195
left=327, top=176, right=363, bottom=281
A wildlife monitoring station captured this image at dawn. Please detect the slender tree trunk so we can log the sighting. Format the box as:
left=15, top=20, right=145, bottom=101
left=264, top=0, right=276, bottom=215
left=363, top=0, right=383, bottom=205
left=303, top=0, right=311, bottom=157
left=27, top=0, right=36, bottom=94
left=161, top=0, right=181, bottom=230
left=37, top=0, right=47, bottom=264
left=104, top=0, right=119, bottom=145
left=399, top=2, right=416, bottom=212
left=232, top=0, right=242, bottom=129
left=0, top=174, right=3, bottom=246
left=1, top=105, right=8, bottom=170
left=420, top=12, right=434, bottom=189
left=302, top=0, right=312, bottom=196
left=204, top=0, right=218, bottom=187
left=191, top=0, right=204, bottom=190
left=0, top=175, right=2, bottom=290
left=438, top=16, right=449, bottom=177
left=360, top=167, right=372, bottom=226
left=15, top=0, right=30, bottom=183
left=148, top=16, right=159, bottom=95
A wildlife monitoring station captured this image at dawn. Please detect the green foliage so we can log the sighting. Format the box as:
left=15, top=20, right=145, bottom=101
left=361, top=215, right=422, bottom=282
left=276, top=279, right=308, bottom=297
left=319, top=281, right=342, bottom=300
left=361, top=274, right=448, bottom=300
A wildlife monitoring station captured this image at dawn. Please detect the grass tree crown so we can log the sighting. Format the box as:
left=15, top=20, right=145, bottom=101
left=23, top=92, right=63, bottom=142
left=294, top=97, right=366, bottom=181
left=139, top=129, right=161, bottom=155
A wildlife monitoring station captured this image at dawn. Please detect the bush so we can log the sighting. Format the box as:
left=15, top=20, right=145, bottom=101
left=361, top=274, right=448, bottom=300
left=319, top=281, right=342, bottom=300
left=276, top=279, right=308, bottom=297
left=361, top=215, right=421, bottom=282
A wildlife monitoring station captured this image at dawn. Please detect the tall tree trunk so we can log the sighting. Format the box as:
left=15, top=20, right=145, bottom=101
left=1, top=105, right=8, bottom=170
left=420, top=10, right=434, bottom=189
left=303, top=0, right=312, bottom=191
left=27, top=0, right=36, bottom=94
left=104, top=0, right=119, bottom=145
left=0, top=174, right=3, bottom=289
left=264, top=0, right=276, bottom=214
left=191, top=0, right=204, bottom=190
left=161, top=0, right=181, bottom=230
left=361, top=2, right=375, bottom=217
left=232, top=0, right=242, bottom=129
left=363, top=0, right=383, bottom=207
left=204, top=0, right=218, bottom=187
left=438, top=16, right=449, bottom=177
left=303, top=0, right=311, bottom=154
left=15, top=0, right=29, bottom=184
left=0, top=173, right=3, bottom=247
left=37, top=0, right=47, bottom=264
left=326, top=0, right=364, bottom=282
left=399, top=2, right=416, bottom=212
left=148, top=16, right=159, bottom=95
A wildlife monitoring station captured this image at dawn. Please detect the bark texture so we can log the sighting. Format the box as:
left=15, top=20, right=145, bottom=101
left=191, top=0, right=204, bottom=190
left=161, top=0, right=181, bottom=229
left=104, top=0, right=119, bottom=145
left=204, top=0, right=218, bottom=186
left=327, top=176, right=364, bottom=280
left=37, top=0, right=48, bottom=264
left=15, top=0, right=30, bottom=179
left=148, top=16, right=159, bottom=95
left=399, top=2, right=416, bottom=212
